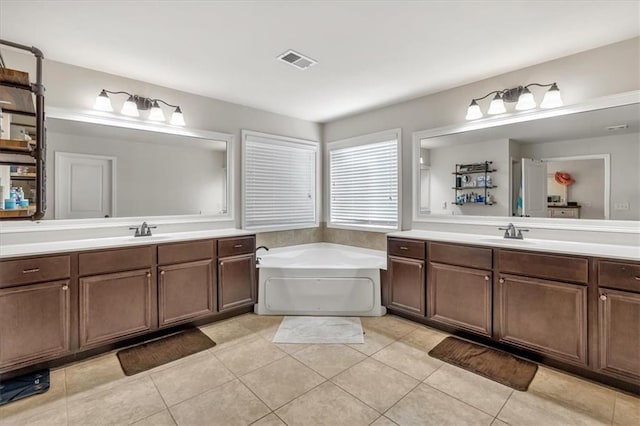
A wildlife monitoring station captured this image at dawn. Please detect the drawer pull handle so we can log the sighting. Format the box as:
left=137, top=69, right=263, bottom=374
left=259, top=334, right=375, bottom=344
left=399, top=246, right=409, bottom=250
left=634, top=276, right=640, bottom=281
left=484, top=275, right=490, bottom=281
left=600, top=294, right=607, bottom=301
left=234, top=244, right=243, bottom=248
left=499, top=278, right=505, bottom=284
left=22, top=268, right=40, bottom=274
left=62, top=284, right=69, bottom=291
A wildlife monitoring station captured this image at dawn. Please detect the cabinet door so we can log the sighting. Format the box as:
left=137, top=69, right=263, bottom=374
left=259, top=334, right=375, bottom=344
left=388, top=256, right=425, bottom=316
left=496, top=274, right=588, bottom=366
left=428, top=262, right=492, bottom=337
left=598, top=288, right=640, bottom=382
left=218, top=254, right=255, bottom=312
left=159, top=260, right=215, bottom=327
left=0, top=281, right=70, bottom=369
left=79, top=269, right=153, bottom=348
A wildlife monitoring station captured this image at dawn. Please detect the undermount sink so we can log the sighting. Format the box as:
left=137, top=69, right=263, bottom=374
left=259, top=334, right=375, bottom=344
left=476, top=236, right=536, bottom=244
left=123, top=235, right=172, bottom=242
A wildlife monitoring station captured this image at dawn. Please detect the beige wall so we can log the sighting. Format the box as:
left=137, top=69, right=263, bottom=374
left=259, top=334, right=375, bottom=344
left=323, top=37, right=640, bottom=232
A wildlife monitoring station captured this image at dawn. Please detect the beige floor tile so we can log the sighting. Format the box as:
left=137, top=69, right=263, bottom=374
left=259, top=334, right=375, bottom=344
left=0, top=368, right=66, bottom=420
left=497, top=390, right=610, bottom=426
left=169, top=379, right=270, bottom=426
left=372, top=341, right=443, bottom=380
left=371, top=415, right=399, bottom=425
left=400, top=327, right=448, bottom=352
left=132, top=409, right=176, bottom=425
left=215, top=336, right=286, bottom=376
left=235, top=313, right=283, bottom=333
left=528, top=367, right=617, bottom=423
left=240, top=356, right=325, bottom=409
left=65, top=352, right=125, bottom=395
left=386, top=383, right=494, bottom=426
left=613, top=393, right=640, bottom=426
left=250, top=413, right=286, bottom=426
left=491, top=419, right=510, bottom=426
left=292, top=344, right=366, bottom=378
left=332, top=358, right=418, bottom=413
left=348, top=329, right=395, bottom=356
left=199, top=320, right=256, bottom=351
left=424, top=363, right=513, bottom=416
left=275, top=381, right=379, bottom=426
left=151, top=351, right=235, bottom=406
left=361, top=315, right=418, bottom=339
left=274, top=343, right=312, bottom=354
left=0, top=401, right=68, bottom=426
left=67, top=375, right=166, bottom=425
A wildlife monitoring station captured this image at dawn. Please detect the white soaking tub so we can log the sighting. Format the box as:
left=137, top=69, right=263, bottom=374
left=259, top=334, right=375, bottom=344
left=254, top=243, right=387, bottom=316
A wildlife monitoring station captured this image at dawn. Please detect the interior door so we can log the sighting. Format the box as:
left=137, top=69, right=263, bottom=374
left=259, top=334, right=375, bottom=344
left=521, top=158, right=547, bottom=217
left=55, top=152, right=114, bottom=219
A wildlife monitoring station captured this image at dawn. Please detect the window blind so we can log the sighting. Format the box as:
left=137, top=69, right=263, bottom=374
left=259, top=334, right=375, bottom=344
left=243, top=136, right=318, bottom=230
left=329, top=138, right=398, bottom=229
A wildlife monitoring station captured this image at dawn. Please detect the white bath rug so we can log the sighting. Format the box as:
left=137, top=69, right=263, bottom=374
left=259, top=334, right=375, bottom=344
left=272, top=316, right=364, bottom=344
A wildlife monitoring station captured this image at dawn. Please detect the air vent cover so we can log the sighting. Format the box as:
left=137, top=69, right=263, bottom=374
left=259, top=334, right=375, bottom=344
left=277, top=50, right=317, bottom=70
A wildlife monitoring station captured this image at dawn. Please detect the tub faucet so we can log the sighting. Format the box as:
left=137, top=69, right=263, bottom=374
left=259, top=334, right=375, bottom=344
left=256, top=245, right=269, bottom=265
left=499, top=223, right=529, bottom=240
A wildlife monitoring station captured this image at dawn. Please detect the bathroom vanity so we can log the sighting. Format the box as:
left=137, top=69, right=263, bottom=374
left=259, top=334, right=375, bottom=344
left=386, top=232, right=640, bottom=392
left=0, top=232, right=256, bottom=376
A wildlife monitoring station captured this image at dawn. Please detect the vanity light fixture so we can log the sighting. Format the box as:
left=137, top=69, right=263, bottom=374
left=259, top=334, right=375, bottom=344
left=93, top=89, right=185, bottom=126
left=465, top=82, right=563, bottom=120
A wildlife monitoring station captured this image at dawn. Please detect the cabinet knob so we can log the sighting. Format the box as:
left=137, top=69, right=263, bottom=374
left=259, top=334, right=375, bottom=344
left=600, top=294, right=607, bottom=301
left=62, top=284, right=69, bottom=291
left=160, top=270, right=165, bottom=276
left=634, top=276, right=640, bottom=281
left=484, top=275, right=490, bottom=281
left=499, top=278, right=505, bottom=284
left=146, top=272, right=151, bottom=278
left=220, top=262, right=224, bottom=266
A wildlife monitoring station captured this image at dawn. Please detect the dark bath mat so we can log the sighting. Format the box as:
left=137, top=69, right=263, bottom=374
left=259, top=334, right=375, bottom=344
left=428, top=336, right=538, bottom=391
left=117, top=328, right=215, bottom=376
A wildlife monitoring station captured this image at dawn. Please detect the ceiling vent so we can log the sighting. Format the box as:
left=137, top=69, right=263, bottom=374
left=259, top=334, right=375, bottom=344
left=277, top=50, right=317, bottom=70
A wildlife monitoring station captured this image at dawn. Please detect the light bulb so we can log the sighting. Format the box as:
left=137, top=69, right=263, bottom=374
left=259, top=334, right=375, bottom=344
left=94, top=90, right=113, bottom=112
left=465, top=100, right=483, bottom=120
left=120, top=96, right=139, bottom=117
left=148, top=100, right=165, bottom=121
left=170, top=107, right=185, bottom=126
left=540, top=83, right=563, bottom=108
left=487, top=93, right=506, bottom=115
left=515, top=87, right=536, bottom=110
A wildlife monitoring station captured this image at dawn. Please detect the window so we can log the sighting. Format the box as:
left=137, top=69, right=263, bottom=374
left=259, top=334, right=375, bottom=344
left=242, top=131, right=319, bottom=231
left=328, top=129, right=401, bottom=231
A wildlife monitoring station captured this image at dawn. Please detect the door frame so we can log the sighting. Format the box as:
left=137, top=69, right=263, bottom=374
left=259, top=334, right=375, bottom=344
left=541, top=154, right=611, bottom=220
left=54, top=152, right=117, bottom=219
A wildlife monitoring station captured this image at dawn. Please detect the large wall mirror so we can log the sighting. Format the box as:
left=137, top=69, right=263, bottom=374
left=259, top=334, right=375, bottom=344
left=43, top=109, right=232, bottom=221
left=414, top=93, right=639, bottom=223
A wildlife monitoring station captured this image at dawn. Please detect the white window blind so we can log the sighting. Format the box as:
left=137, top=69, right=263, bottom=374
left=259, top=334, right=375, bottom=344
left=243, top=134, right=318, bottom=231
left=329, top=137, right=399, bottom=230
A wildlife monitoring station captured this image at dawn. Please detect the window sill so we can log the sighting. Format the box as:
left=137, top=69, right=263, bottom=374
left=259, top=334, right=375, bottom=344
left=326, top=223, right=399, bottom=234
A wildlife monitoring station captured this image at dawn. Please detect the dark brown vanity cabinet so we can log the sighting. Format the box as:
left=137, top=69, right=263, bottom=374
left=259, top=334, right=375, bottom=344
left=158, top=240, right=216, bottom=327
left=495, top=250, right=589, bottom=366
left=218, top=237, right=256, bottom=312
left=387, top=238, right=426, bottom=316
left=597, top=261, right=640, bottom=383
left=78, top=246, right=155, bottom=348
left=0, top=255, right=72, bottom=371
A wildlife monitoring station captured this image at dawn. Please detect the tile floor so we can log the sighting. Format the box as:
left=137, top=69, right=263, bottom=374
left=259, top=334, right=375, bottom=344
left=0, top=314, right=638, bottom=426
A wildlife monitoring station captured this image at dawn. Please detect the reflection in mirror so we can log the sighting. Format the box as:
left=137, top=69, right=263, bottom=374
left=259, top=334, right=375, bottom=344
left=45, top=117, right=229, bottom=219
left=417, top=102, right=639, bottom=221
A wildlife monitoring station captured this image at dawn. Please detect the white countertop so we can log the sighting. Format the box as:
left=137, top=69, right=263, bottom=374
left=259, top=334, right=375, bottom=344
left=0, top=228, right=254, bottom=259
left=388, top=230, right=640, bottom=262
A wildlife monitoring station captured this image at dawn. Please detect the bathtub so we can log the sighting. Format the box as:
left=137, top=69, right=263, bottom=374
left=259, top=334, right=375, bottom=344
left=254, top=243, right=387, bottom=316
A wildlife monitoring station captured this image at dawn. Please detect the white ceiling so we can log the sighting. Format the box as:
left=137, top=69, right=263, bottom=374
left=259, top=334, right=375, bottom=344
left=1, top=1, right=638, bottom=123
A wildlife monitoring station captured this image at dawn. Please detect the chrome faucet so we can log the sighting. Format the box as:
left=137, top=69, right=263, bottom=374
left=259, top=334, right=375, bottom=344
left=129, top=221, right=157, bottom=237
left=256, top=245, right=269, bottom=265
left=499, top=223, right=529, bottom=240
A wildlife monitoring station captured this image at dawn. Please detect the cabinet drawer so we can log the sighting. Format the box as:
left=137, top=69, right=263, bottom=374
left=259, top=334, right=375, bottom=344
left=428, top=242, right=492, bottom=270
left=388, top=238, right=425, bottom=260
left=79, top=246, right=154, bottom=276
left=218, top=236, right=255, bottom=257
left=497, top=249, right=588, bottom=284
left=0, top=255, right=70, bottom=288
left=598, top=261, right=640, bottom=293
left=158, top=240, right=215, bottom=265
